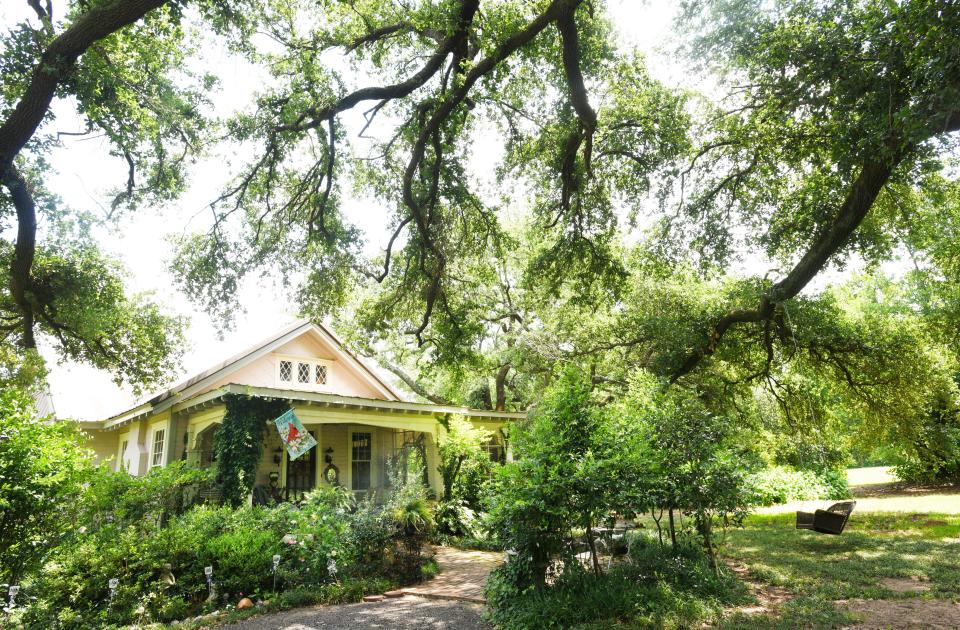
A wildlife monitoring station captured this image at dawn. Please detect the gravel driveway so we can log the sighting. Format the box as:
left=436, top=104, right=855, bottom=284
left=219, top=595, right=490, bottom=629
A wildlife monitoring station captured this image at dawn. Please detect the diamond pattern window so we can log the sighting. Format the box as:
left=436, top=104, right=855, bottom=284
left=278, top=358, right=331, bottom=390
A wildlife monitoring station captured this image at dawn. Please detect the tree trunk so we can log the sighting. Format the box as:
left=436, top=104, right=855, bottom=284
left=1, top=0, right=170, bottom=348
left=651, top=508, right=664, bottom=547
left=494, top=363, right=510, bottom=411
left=4, top=167, right=37, bottom=349
left=697, top=514, right=720, bottom=579
left=668, top=507, right=677, bottom=551
left=585, top=522, right=602, bottom=576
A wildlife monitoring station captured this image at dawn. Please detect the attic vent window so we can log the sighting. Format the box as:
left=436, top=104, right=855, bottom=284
left=276, top=356, right=332, bottom=391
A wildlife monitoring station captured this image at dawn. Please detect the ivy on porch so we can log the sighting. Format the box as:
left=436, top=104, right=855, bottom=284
left=215, top=394, right=289, bottom=506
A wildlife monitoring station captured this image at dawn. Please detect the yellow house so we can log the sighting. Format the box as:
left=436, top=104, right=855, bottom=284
left=78, top=320, right=522, bottom=500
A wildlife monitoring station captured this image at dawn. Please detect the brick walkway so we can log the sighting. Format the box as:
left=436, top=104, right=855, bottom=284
left=398, top=547, right=503, bottom=603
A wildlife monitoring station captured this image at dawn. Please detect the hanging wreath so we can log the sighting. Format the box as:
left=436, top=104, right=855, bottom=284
left=322, top=463, right=340, bottom=485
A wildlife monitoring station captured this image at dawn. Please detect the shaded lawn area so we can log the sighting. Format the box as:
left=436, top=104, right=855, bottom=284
left=720, top=510, right=960, bottom=628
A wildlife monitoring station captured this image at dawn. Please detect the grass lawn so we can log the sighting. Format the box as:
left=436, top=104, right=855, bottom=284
left=720, top=484, right=960, bottom=628
left=847, top=466, right=897, bottom=487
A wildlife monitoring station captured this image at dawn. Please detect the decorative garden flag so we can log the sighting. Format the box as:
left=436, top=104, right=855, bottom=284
left=274, top=409, right=317, bottom=461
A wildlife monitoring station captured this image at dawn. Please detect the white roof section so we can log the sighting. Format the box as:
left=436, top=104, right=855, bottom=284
left=99, top=384, right=524, bottom=430
left=100, top=319, right=403, bottom=424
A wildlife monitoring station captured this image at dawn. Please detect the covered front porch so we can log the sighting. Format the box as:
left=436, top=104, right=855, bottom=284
left=189, top=417, right=441, bottom=503
left=255, top=422, right=439, bottom=502
left=177, top=386, right=515, bottom=504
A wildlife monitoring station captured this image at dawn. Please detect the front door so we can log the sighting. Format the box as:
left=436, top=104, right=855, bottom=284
left=285, top=431, right=317, bottom=500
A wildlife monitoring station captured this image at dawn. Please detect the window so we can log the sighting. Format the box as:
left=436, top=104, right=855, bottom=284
left=151, top=429, right=166, bottom=467
left=483, top=435, right=506, bottom=465
left=352, top=432, right=372, bottom=491
left=276, top=356, right=331, bottom=391
left=298, top=362, right=310, bottom=383
left=119, top=440, right=129, bottom=471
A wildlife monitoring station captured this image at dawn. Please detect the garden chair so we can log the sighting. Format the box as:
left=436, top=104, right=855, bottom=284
left=796, top=500, right=856, bottom=535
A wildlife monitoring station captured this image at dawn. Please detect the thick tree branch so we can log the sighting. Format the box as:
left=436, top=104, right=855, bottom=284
left=0, top=0, right=170, bottom=349
left=344, top=22, right=409, bottom=53
left=277, top=0, right=480, bottom=133
left=494, top=363, right=510, bottom=411
left=382, top=361, right=453, bottom=406
left=3, top=166, right=37, bottom=349
left=670, top=156, right=897, bottom=382
left=0, top=0, right=169, bottom=175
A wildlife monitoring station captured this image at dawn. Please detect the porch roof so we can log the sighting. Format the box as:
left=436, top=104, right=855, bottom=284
left=97, top=383, right=526, bottom=431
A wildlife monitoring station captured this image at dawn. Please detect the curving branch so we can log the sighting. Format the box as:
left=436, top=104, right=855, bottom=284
left=382, top=361, right=453, bottom=405
left=3, top=166, right=37, bottom=349
left=1, top=0, right=171, bottom=349
left=670, top=156, right=898, bottom=382
left=276, top=0, right=481, bottom=134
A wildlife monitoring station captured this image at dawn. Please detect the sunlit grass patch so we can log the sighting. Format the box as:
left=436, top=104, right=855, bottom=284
left=721, top=509, right=960, bottom=627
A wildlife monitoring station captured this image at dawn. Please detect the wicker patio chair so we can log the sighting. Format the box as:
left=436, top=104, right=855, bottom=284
left=796, top=500, right=856, bottom=535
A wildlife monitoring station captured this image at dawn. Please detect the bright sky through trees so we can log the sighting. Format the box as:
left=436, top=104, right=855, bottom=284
left=0, top=0, right=680, bottom=419
left=0, top=1, right=912, bottom=419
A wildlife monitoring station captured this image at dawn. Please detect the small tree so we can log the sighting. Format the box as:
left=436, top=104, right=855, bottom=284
left=619, top=378, right=750, bottom=574
left=486, top=368, right=641, bottom=588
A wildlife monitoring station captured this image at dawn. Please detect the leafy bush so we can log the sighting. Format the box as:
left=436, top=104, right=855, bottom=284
left=745, top=466, right=849, bottom=506
left=893, top=394, right=960, bottom=483
left=485, top=533, right=747, bottom=629
left=437, top=414, right=495, bottom=507
left=434, top=498, right=478, bottom=538
left=78, top=460, right=215, bottom=529
left=13, top=462, right=434, bottom=628
left=0, top=388, right=94, bottom=583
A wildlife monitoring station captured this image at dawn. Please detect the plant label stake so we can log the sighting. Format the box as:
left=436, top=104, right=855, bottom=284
left=272, top=555, right=280, bottom=591
left=107, top=578, right=118, bottom=611
left=204, top=566, right=216, bottom=602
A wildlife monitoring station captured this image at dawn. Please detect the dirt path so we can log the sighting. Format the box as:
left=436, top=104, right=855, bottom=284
left=398, top=546, right=503, bottom=603
left=838, top=598, right=960, bottom=629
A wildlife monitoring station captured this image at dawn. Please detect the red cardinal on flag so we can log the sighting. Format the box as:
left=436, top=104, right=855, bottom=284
left=286, top=422, right=299, bottom=443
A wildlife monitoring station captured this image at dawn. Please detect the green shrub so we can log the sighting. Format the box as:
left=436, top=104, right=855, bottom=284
left=0, top=388, right=94, bottom=583
left=745, top=466, right=849, bottom=506
left=78, top=461, right=214, bottom=530
left=15, top=487, right=421, bottom=628
left=434, top=498, right=478, bottom=537
left=893, top=395, right=960, bottom=484
left=485, top=535, right=747, bottom=629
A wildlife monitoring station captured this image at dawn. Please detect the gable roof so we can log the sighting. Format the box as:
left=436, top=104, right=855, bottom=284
left=103, top=319, right=402, bottom=425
